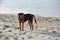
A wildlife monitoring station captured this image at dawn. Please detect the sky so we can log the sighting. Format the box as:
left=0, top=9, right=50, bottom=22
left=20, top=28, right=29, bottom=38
left=0, top=0, right=60, bottom=17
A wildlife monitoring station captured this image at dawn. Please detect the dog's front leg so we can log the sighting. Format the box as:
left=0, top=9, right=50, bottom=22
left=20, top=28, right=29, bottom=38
left=22, top=20, right=24, bottom=31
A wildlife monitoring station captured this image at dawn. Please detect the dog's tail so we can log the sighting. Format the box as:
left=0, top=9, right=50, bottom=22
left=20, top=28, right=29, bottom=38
left=32, top=15, right=37, bottom=24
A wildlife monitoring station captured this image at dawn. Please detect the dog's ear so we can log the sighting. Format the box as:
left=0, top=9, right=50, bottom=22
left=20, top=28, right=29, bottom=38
left=18, top=13, right=20, bottom=16
left=18, top=13, right=24, bottom=15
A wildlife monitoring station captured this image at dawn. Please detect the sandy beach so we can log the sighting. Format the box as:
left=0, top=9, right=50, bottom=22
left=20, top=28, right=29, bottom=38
left=0, top=14, right=60, bottom=40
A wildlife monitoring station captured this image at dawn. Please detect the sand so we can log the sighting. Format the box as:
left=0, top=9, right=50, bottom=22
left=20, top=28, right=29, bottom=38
left=0, top=14, right=60, bottom=40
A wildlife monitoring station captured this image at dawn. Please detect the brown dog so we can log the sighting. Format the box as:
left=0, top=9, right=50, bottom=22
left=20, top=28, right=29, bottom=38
left=18, top=12, right=37, bottom=31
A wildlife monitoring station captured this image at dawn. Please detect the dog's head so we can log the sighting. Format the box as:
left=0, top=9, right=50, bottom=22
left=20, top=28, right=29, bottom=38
left=18, top=13, right=24, bottom=19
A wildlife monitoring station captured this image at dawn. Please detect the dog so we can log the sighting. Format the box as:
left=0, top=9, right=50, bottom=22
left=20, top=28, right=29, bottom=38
left=18, top=12, right=37, bottom=31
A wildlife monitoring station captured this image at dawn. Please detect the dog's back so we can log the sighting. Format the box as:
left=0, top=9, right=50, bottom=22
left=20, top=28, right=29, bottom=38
left=24, top=14, right=33, bottom=22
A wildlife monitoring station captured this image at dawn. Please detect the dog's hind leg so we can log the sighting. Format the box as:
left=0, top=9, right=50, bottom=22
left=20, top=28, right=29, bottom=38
left=28, top=20, right=33, bottom=30
left=28, top=20, right=32, bottom=30
left=31, top=20, right=33, bottom=30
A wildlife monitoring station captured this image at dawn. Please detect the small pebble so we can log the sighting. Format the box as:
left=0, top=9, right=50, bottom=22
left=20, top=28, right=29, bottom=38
left=8, top=30, right=12, bottom=32
left=22, top=37, right=24, bottom=40
left=52, top=31, right=56, bottom=33
left=5, top=36, right=9, bottom=40
left=36, top=27, right=38, bottom=29
left=4, top=25, right=10, bottom=28
left=23, top=32, right=27, bottom=34
left=28, top=36, right=33, bottom=39
left=3, top=27, right=6, bottom=30
left=0, top=31, right=2, bottom=33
